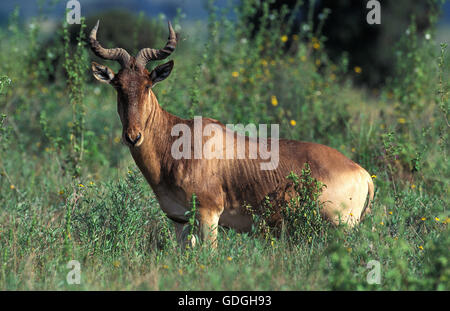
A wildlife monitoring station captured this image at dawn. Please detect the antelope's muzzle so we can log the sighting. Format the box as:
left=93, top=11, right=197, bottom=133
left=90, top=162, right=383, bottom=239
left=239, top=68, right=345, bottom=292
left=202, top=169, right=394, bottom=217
left=125, top=130, right=143, bottom=147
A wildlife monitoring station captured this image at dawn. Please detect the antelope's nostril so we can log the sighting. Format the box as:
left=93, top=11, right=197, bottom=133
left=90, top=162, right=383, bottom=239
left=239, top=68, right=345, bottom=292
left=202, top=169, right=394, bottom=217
left=125, top=134, right=133, bottom=145
left=126, top=132, right=142, bottom=146
left=135, top=132, right=142, bottom=144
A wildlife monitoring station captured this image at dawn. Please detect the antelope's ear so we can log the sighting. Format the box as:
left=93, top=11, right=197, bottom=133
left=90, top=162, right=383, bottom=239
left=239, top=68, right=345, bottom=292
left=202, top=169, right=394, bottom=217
left=149, top=60, right=174, bottom=87
left=91, top=62, right=115, bottom=83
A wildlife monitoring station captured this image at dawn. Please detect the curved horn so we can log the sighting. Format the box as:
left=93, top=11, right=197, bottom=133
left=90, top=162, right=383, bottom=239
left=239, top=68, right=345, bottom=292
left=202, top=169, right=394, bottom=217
left=89, top=20, right=131, bottom=67
left=135, top=21, right=177, bottom=68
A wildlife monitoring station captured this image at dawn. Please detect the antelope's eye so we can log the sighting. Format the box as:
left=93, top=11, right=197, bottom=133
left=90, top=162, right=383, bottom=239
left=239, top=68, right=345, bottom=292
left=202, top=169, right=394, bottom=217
left=145, top=84, right=151, bottom=90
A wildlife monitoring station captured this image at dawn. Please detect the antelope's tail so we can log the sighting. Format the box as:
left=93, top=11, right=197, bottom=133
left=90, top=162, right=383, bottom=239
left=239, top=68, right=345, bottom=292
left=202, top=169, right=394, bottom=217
left=360, top=176, right=374, bottom=221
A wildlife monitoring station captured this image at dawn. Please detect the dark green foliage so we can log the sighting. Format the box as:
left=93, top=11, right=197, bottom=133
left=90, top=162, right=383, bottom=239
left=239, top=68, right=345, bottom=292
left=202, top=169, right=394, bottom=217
left=250, top=163, right=327, bottom=245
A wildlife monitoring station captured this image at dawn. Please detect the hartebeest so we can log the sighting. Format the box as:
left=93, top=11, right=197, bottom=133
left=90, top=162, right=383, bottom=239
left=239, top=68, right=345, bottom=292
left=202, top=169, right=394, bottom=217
left=89, top=21, right=374, bottom=247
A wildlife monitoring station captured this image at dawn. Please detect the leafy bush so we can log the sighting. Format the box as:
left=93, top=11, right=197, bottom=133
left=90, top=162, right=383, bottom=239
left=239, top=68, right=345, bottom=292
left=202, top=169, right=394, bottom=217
left=250, top=163, right=327, bottom=245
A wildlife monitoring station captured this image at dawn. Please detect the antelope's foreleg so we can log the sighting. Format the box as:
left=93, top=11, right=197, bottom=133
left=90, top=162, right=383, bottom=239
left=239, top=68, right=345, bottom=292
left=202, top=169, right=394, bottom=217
left=197, top=207, right=221, bottom=248
left=173, top=221, right=196, bottom=249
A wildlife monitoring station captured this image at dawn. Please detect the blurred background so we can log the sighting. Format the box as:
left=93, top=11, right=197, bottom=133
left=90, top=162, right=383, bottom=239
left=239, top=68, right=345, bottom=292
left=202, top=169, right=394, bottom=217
left=0, top=0, right=449, bottom=88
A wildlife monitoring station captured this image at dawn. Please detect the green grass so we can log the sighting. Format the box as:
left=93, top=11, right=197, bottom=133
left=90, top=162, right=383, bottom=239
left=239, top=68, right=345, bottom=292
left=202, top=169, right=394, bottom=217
left=0, top=1, right=448, bottom=290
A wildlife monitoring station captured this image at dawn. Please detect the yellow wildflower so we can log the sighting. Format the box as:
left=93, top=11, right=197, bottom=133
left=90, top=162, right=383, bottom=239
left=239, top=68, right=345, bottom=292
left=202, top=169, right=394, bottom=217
left=380, top=221, right=384, bottom=225
left=114, top=136, right=121, bottom=143
left=78, top=184, right=84, bottom=188
left=178, top=269, right=183, bottom=275
left=313, top=42, right=320, bottom=50
left=315, top=59, right=321, bottom=66
left=227, top=256, right=232, bottom=261
left=389, top=211, right=393, bottom=215
left=354, top=66, right=362, bottom=74
left=351, top=147, right=356, bottom=153
left=418, top=245, right=424, bottom=250
left=411, top=184, right=416, bottom=189
left=371, top=175, right=377, bottom=179
left=231, top=71, right=239, bottom=78
left=281, top=35, right=288, bottom=43
left=162, top=264, right=169, bottom=269
left=261, top=59, right=268, bottom=67
left=113, top=260, right=120, bottom=268
left=59, top=190, right=64, bottom=195
left=421, top=217, right=426, bottom=221
left=435, top=217, right=440, bottom=222
left=300, top=55, right=307, bottom=62
left=271, top=95, right=278, bottom=107
left=290, top=120, right=296, bottom=126
left=397, top=118, right=406, bottom=124
left=10, top=184, right=15, bottom=190
left=199, top=264, right=206, bottom=270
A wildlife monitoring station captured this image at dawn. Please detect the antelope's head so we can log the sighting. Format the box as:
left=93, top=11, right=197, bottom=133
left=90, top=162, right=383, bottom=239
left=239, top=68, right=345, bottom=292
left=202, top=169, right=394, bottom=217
left=89, top=20, right=177, bottom=147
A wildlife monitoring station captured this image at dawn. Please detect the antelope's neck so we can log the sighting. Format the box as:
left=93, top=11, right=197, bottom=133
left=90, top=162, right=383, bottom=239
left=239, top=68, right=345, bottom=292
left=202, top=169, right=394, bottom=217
left=129, top=92, right=180, bottom=188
